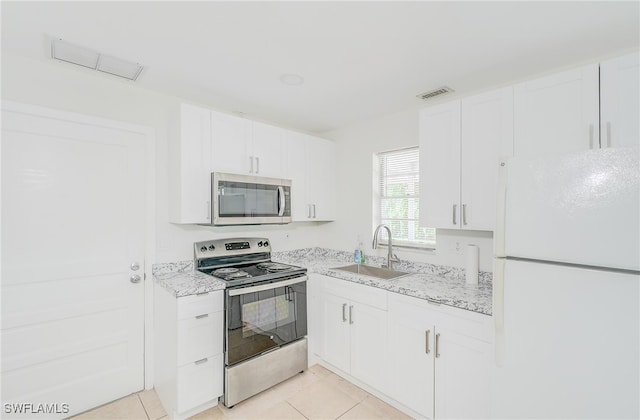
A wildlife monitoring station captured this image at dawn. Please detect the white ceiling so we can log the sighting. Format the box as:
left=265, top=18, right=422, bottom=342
left=2, top=1, right=638, bottom=133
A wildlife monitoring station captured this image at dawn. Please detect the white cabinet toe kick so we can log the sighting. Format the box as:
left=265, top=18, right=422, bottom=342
left=224, top=337, right=308, bottom=407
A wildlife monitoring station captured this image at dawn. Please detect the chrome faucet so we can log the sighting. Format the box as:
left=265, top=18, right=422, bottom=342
left=372, top=224, right=400, bottom=270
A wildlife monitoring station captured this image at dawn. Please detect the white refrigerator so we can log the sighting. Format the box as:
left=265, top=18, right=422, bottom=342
left=492, top=147, right=639, bottom=419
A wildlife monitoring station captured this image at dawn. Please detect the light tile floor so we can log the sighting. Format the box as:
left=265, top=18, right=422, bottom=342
left=69, top=365, right=411, bottom=420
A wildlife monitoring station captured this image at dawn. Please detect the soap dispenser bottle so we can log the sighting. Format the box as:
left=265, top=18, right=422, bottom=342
left=354, top=236, right=363, bottom=264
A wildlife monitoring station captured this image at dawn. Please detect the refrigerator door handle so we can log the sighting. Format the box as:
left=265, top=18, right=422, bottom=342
left=494, top=258, right=506, bottom=367
left=495, top=158, right=508, bottom=257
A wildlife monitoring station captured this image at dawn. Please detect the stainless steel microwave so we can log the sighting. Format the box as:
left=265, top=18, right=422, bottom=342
left=211, top=172, right=292, bottom=225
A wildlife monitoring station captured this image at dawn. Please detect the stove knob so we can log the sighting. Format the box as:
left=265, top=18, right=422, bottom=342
left=200, top=246, right=207, bottom=252
left=263, top=241, right=269, bottom=247
left=208, top=245, right=215, bottom=251
left=258, top=241, right=263, bottom=247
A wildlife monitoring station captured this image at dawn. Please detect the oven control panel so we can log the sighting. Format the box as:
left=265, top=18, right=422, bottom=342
left=194, top=238, right=272, bottom=262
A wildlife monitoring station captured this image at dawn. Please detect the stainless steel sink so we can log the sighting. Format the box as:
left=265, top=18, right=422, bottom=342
left=331, top=264, right=409, bottom=280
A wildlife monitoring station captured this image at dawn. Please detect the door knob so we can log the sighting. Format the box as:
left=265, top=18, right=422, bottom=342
left=130, top=262, right=140, bottom=271
left=130, top=274, right=141, bottom=284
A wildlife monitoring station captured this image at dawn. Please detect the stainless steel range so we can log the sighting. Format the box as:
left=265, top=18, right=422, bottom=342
left=194, top=238, right=308, bottom=407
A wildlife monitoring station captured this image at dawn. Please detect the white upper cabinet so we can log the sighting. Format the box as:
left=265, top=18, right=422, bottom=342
left=600, top=52, right=640, bottom=149
left=169, top=103, right=212, bottom=224
left=285, top=131, right=309, bottom=220
left=461, top=87, right=514, bottom=231
left=513, top=64, right=600, bottom=157
left=305, top=136, right=336, bottom=221
left=420, top=87, right=513, bottom=231
left=286, top=132, right=336, bottom=221
left=210, top=111, right=285, bottom=178
left=171, top=103, right=335, bottom=224
left=420, top=101, right=461, bottom=230
left=250, top=121, right=285, bottom=178
left=210, top=110, right=251, bottom=175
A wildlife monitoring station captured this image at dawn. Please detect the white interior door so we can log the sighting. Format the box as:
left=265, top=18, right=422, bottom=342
left=1, top=103, right=147, bottom=418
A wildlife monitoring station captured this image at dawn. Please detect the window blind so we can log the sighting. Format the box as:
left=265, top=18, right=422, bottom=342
left=377, top=147, right=436, bottom=248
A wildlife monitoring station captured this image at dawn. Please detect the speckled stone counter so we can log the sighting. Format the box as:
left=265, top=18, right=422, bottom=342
left=272, top=248, right=493, bottom=316
left=153, top=261, right=226, bottom=297
left=153, top=247, right=492, bottom=315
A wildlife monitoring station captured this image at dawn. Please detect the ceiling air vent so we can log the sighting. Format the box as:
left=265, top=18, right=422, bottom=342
left=51, top=39, right=144, bottom=81
left=417, top=86, right=454, bottom=101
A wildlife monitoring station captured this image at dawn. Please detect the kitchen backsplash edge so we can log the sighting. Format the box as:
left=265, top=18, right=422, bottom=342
left=152, top=247, right=493, bottom=284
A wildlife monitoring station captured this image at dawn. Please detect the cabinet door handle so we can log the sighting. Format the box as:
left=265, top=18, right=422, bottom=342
left=452, top=204, right=457, bottom=225
left=425, top=329, right=431, bottom=354
left=312, top=204, right=317, bottom=219
left=256, top=157, right=260, bottom=174
left=349, top=305, right=354, bottom=324
left=589, top=124, right=594, bottom=149
left=435, top=333, right=441, bottom=358
left=206, top=201, right=211, bottom=220
left=342, top=303, right=347, bottom=322
left=606, top=122, right=612, bottom=148
left=462, top=204, right=467, bottom=225
left=249, top=156, right=254, bottom=173
left=195, top=314, right=209, bottom=319
left=308, top=204, right=312, bottom=219
left=195, top=358, right=208, bottom=365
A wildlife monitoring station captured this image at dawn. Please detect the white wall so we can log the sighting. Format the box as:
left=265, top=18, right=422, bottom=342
left=322, top=107, right=494, bottom=272
left=2, top=53, right=493, bottom=271
left=1, top=53, right=332, bottom=263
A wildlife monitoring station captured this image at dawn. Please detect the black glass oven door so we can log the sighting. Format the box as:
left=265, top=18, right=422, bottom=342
left=225, top=277, right=307, bottom=366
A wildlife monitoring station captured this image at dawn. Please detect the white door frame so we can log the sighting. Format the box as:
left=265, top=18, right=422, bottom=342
left=1, top=100, right=157, bottom=389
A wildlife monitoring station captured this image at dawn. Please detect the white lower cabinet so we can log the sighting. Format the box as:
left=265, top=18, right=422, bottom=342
left=315, top=276, right=492, bottom=420
left=319, top=275, right=388, bottom=393
left=155, top=288, right=224, bottom=420
left=387, top=292, right=492, bottom=419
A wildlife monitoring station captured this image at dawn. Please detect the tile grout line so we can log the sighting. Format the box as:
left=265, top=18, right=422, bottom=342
left=334, top=401, right=361, bottom=420
left=286, top=401, right=310, bottom=419
left=136, top=393, right=151, bottom=420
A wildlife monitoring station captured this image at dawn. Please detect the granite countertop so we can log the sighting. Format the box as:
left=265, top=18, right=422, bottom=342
left=153, top=261, right=226, bottom=297
left=272, top=248, right=492, bottom=316
left=153, top=248, right=492, bottom=315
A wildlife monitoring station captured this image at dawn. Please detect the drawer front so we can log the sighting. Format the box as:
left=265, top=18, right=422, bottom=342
left=177, top=353, right=223, bottom=412
left=177, top=310, right=224, bottom=366
left=177, top=290, right=223, bottom=320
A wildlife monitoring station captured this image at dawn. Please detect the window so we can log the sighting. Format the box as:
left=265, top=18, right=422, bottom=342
left=375, top=146, right=435, bottom=248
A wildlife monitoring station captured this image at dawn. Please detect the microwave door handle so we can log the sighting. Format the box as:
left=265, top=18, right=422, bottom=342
left=278, top=186, right=285, bottom=217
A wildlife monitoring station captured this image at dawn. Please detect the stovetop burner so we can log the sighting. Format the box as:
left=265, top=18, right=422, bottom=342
left=224, top=270, right=251, bottom=279
left=213, top=267, right=240, bottom=274
left=256, top=262, right=296, bottom=272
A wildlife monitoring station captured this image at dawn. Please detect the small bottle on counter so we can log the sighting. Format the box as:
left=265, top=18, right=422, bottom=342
left=354, top=237, right=363, bottom=264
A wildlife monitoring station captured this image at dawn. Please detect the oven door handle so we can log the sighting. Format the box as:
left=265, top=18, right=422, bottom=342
left=228, top=276, right=307, bottom=296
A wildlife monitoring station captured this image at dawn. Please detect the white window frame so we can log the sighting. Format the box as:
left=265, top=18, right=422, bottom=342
left=374, top=146, right=436, bottom=250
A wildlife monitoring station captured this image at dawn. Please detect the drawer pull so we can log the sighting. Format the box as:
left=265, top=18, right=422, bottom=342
left=195, top=314, right=209, bottom=319
left=195, top=358, right=208, bottom=365
left=196, top=292, right=209, bottom=296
